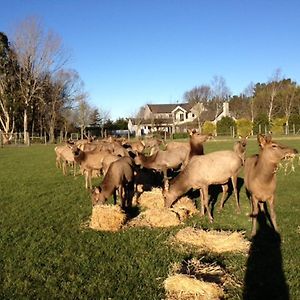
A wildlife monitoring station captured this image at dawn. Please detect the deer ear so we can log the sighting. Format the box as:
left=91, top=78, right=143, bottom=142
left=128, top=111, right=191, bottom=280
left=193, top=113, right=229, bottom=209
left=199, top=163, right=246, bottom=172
left=257, top=134, right=267, bottom=148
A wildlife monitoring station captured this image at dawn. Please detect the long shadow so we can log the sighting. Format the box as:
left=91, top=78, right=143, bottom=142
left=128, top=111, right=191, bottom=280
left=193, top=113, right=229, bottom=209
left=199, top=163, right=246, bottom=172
left=243, top=212, right=289, bottom=300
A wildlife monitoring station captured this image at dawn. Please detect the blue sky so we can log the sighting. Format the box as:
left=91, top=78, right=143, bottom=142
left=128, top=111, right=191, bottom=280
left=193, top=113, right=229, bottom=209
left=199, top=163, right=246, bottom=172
left=1, top=0, right=300, bottom=120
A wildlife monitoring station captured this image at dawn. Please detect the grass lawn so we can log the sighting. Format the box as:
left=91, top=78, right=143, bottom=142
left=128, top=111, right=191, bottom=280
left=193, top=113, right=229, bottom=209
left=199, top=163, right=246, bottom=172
left=0, top=137, right=299, bottom=299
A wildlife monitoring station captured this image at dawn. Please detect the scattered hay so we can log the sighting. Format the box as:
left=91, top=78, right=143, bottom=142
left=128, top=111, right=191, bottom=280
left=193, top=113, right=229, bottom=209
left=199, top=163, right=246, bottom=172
left=164, top=274, right=224, bottom=300
left=174, top=227, right=250, bottom=253
left=128, top=208, right=181, bottom=228
left=137, top=188, right=165, bottom=209
left=277, top=155, right=299, bottom=175
left=90, top=205, right=126, bottom=232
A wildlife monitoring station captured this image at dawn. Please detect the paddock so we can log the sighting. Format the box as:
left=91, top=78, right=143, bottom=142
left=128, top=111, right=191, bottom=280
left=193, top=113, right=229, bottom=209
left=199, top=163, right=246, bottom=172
left=0, top=137, right=299, bottom=299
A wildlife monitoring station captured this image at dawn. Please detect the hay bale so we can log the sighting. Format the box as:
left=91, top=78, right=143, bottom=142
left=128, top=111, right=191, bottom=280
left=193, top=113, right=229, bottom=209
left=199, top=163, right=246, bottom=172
left=137, top=188, right=165, bottom=209
left=128, top=208, right=181, bottom=228
left=173, top=197, right=198, bottom=215
left=90, top=205, right=126, bottom=232
left=174, top=227, right=250, bottom=253
left=164, top=274, right=224, bottom=300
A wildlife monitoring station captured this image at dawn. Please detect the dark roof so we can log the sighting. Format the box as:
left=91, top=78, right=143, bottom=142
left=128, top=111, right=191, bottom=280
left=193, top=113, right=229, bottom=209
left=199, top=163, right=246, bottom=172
left=147, top=103, right=193, bottom=113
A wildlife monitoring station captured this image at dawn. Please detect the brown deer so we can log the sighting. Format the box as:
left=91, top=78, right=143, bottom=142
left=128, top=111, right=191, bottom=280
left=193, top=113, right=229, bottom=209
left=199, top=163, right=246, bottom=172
left=163, top=150, right=243, bottom=222
left=244, top=134, right=298, bottom=236
left=134, top=147, right=187, bottom=188
left=91, top=157, right=134, bottom=208
left=69, top=144, right=110, bottom=189
left=218, top=135, right=248, bottom=212
left=55, top=145, right=76, bottom=176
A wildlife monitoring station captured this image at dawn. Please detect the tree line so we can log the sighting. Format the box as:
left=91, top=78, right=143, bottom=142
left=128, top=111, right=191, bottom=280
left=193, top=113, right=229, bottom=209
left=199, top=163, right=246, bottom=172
left=182, top=73, right=300, bottom=135
left=0, top=17, right=127, bottom=145
left=1, top=17, right=300, bottom=144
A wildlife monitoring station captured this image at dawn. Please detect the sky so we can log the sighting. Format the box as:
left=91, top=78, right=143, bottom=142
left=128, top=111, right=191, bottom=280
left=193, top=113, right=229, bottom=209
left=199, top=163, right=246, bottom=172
left=1, top=0, right=300, bottom=120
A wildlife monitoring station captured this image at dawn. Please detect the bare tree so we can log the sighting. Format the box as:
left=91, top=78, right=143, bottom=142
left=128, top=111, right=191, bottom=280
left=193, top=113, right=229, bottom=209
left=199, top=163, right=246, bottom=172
left=211, top=75, right=231, bottom=118
left=183, top=85, right=212, bottom=104
left=244, top=82, right=255, bottom=123
left=266, top=68, right=282, bottom=122
left=11, top=16, right=67, bottom=143
left=74, top=94, right=93, bottom=139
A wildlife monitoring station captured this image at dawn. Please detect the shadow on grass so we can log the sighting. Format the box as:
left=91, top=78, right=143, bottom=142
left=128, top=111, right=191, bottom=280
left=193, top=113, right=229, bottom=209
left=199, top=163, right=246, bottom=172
left=243, top=212, right=289, bottom=300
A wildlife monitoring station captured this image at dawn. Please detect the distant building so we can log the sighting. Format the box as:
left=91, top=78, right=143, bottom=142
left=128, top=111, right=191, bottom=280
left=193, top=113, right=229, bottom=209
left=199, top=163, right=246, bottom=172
left=212, top=102, right=236, bottom=124
left=128, top=101, right=234, bottom=136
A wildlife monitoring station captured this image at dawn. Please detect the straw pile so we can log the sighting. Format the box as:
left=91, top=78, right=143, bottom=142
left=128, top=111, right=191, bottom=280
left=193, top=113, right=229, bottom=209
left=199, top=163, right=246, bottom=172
left=128, top=208, right=181, bottom=228
left=90, top=205, right=126, bottom=231
left=164, top=274, right=224, bottom=300
left=174, top=227, right=250, bottom=253
left=137, top=188, right=165, bottom=209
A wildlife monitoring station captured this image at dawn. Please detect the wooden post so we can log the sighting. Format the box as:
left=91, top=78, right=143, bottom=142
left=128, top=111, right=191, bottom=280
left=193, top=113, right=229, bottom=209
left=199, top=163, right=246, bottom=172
left=293, top=124, right=296, bottom=135
left=44, top=132, right=47, bottom=145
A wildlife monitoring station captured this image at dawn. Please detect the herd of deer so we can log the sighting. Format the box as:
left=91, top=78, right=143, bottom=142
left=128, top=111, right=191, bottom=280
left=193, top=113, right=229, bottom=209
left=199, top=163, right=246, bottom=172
left=55, top=131, right=298, bottom=236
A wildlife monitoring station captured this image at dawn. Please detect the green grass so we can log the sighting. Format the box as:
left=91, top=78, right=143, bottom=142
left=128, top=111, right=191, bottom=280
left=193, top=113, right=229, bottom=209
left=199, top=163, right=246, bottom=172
left=0, top=138, right=300, bottom=299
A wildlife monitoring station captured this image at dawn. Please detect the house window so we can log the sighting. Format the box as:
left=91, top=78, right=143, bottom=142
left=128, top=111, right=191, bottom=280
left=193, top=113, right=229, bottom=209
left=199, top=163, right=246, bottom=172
left=180, top=113, right=184, bottom=121
left=186, top=113, right=188, bottom=119
left=192, top=114, right=195, bottom=117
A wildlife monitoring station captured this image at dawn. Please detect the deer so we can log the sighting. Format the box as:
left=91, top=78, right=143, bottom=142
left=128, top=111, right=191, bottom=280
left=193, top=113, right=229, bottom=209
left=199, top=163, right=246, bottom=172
left=163, top=150, right=243, bottom=222
left=244, top=134, right=298, bottom=236
left=134, top=147, right=187, bottom=189
left=55, top=145, right=76, bottom=176
left=91, top=156, right=134, bottom=208
left=69, top=144, right=111, bottom=189
left=218, top=135, right=248, bottom=212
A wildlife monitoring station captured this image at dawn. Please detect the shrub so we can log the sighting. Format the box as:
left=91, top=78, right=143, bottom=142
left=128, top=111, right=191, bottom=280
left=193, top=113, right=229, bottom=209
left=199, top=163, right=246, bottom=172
left=202, top=121, right=216, bottom=135
left=253, top=113, right=269, bottom=134
left=172, top=132, right=189, bottom=139
left=216, top=117, right=236, bottom=136
left=270, top=117, right=286, bottom=135
left=236, top=118, right=252, bottom=137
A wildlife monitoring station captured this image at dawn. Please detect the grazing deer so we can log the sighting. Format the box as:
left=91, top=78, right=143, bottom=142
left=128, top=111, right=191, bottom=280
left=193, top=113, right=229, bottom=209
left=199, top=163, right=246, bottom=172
left=244, top=134, right=298, bottom=236
left=164, top=150, right=243, bottom=222
left=91, top=157, right=134, bottom=208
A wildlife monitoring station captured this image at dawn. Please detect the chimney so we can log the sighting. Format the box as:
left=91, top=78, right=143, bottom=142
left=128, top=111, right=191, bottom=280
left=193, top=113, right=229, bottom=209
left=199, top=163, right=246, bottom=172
left=223, top=102, right=229, bottom=116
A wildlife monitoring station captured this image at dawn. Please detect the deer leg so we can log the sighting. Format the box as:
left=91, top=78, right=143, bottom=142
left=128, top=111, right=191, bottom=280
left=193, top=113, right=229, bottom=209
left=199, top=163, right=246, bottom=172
left=199, top=189, right=205, bottom=216
left=85, top=170, right=92, bottom=189
left=202, top=185, right=213, bottom=222
left=231, top=175, right=241, bottom=213
left=251, top=195, right=259, bottom=237
left=114, top=188, right=118, bottom=205
left=269, top=196, right=278, bottom=232
left=162, top=168, right=169, bottom=191
left=62, top=160, right=67, bottom=175
left=219, top=184, right=228, bottom=210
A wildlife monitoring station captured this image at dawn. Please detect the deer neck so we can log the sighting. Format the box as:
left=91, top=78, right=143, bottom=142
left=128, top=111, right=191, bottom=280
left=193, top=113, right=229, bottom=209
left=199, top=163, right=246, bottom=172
left=255, top=154, right=278, bottom=183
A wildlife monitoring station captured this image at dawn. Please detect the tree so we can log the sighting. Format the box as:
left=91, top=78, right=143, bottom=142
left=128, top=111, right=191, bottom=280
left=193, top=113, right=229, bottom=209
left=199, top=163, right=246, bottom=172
left=12, top=16, right=67, bottom=143
left=184, top=85, right=211, bottom=132
left=0, top=32, right=19, bottom=143
left=266, top=69, right=282, bottom=122
left=74, top=94, right=93, bottom=139
left=211, top=75, right=231, bottom=118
